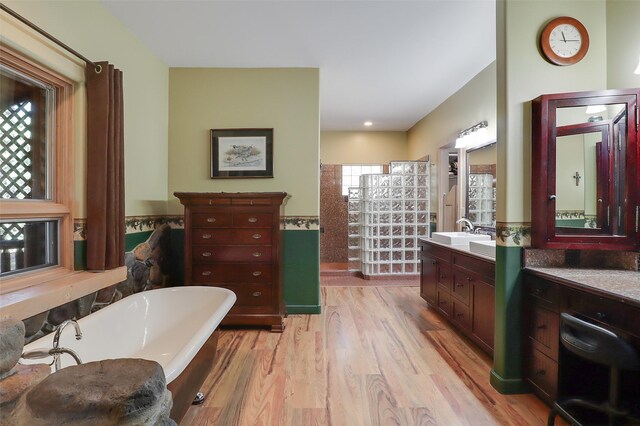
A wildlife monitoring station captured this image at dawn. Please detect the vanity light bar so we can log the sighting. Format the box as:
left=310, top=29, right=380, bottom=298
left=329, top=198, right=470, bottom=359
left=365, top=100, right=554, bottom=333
left=456, top=121, right=489, bottom=149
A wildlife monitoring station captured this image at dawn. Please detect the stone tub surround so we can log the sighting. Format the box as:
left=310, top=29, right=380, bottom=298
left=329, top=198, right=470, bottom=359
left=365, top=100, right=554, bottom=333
left=525, top=267, right=640, bottom=308
left=524, top=248, right=639, bottom=271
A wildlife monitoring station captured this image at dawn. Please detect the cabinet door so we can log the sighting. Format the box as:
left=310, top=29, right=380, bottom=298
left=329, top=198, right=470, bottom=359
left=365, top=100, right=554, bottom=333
left=471, top=277, right=495, bottom=353
left=420, top=253, right=437, bottom=305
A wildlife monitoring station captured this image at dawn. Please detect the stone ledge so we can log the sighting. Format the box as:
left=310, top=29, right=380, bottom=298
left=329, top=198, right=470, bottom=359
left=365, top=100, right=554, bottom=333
left=0, top=267, right=127, bottom=321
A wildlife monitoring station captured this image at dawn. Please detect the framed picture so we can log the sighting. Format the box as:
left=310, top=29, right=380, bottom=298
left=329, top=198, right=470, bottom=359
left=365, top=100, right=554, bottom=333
left=210, top=128, right=273, bottom=179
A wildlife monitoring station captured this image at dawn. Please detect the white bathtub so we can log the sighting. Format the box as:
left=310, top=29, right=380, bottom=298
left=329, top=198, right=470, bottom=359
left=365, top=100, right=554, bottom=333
left=23, top=286, right=236, bottom=383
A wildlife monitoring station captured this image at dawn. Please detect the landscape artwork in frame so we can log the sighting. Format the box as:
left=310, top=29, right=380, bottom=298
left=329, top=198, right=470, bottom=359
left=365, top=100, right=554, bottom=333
left=210, top=128, right=274, bottom=178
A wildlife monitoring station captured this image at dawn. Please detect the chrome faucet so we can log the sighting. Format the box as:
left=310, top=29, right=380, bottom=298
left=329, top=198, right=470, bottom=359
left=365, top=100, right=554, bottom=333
left=52, top=319, right=82, bottom=370
left=456, top=218, right=475, bottom=233
left=22, top=347, right=83, bottom=370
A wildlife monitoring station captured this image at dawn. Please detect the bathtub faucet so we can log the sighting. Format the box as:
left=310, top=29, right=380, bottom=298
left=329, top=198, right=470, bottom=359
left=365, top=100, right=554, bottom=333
left=21, top=347, right=83, bottom=371
left=52, top=319, right=82, bottom=370
left=456, top=218, right=475, bottom=233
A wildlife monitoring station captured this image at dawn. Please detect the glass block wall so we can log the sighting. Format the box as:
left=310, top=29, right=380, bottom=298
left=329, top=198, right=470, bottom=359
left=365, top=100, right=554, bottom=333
left=348, top=161, right=430, bottom=276
left=468, top=173, right=495, bottom=227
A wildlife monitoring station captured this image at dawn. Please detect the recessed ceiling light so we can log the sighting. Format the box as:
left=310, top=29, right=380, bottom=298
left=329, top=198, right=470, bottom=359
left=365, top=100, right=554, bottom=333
left=364, top=121, right=373, bottom=127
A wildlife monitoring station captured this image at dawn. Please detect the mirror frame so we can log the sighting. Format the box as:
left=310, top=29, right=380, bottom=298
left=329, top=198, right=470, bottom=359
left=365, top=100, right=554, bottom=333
left=531, top=88, right=639, bottom=250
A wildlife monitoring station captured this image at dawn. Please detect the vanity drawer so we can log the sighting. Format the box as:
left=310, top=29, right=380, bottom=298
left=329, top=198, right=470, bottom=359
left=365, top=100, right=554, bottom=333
left=422, top=242, right=452, bottom=262
left=192, top=264, right=272, bottom=284
left=563, top=288, right=640, bottom=340
left=451, top=252, right=494, bottom=281
left=452, top=299, right=471, bottom=330
left=527, top=305, right=559, bottom=360
left=526, top=347, right=558, bottom=403
left=436, top=288, right=451, bottom=317
left=451, top=268, right=471, bottom=304
left=525, top=275, right=560, bottom=310
left=193, top=228, right=272, bottom=245
left=193, top=246, right=272, bottom=263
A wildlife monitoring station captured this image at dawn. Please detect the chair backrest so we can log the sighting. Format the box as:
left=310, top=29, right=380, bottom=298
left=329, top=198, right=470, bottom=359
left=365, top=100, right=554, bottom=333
left=560, top=313, right=639, bottom=371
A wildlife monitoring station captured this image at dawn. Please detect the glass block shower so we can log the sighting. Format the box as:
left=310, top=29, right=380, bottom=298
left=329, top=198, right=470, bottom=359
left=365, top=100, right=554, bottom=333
left=348, top=161, right=431, bottom=276
left=468, top=173, right=496, bottom=227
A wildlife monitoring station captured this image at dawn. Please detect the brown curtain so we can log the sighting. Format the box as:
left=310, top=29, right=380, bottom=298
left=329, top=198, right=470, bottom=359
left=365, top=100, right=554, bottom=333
left=85, top=62, right=125, bottom=270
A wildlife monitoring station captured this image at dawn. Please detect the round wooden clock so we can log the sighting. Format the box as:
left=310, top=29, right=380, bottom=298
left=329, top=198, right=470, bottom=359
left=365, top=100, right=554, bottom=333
left=540, top=16, right=589, bottom=66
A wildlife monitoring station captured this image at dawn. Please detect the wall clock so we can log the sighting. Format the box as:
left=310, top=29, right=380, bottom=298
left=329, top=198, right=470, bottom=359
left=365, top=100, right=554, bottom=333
left=540, top=16, right=589, bottom=66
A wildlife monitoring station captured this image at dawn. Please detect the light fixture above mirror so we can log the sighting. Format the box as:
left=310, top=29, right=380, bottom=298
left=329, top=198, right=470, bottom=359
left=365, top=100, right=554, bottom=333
left=455, top=120, right=490, bottom=149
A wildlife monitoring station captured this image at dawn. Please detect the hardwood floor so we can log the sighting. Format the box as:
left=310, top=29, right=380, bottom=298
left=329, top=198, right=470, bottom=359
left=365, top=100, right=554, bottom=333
left=181, top=285, right=553, bottom=425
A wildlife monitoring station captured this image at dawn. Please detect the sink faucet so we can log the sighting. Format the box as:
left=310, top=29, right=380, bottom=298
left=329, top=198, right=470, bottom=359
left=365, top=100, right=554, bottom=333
left=52, top=319, right=82, bottom=370
left=456, top=218, right=475, bottom=233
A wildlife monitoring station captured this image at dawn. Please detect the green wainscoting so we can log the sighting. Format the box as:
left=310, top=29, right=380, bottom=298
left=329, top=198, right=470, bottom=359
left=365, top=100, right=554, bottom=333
left=490, top=244, right=528, bottom=394
left=73, top=231, right=153, bottom=270
left=283, top=229, right=321, bottom=314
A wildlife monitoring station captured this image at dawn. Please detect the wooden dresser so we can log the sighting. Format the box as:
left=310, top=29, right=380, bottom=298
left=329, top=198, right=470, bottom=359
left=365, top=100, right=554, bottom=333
left=174, top=192, right=288, bottom=332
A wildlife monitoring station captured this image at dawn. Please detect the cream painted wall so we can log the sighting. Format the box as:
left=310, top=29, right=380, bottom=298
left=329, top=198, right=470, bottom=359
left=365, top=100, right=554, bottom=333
left=497, top=0, right=607, bottom=224
left=606, top=0, right=640, bottom=89
left=168, top=68, right=320, bottom=217
left=407, top=62, right=497, bottom=163
left=320, top=131, right=408, bottom=164
left=2, top=0, right=169, bottom=217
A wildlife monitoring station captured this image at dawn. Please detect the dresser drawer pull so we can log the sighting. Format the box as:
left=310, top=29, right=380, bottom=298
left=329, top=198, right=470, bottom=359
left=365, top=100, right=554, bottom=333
left=536, top=324, right=547, bottom=330
left=533, top=287, right=543, bottom=296
left=431, top=260, right=436, bottom=265
left=595, top=312, right=607, bottom=321
left=252, top=252, right=263, bottom=257
left=201, top=271, right=212, bottom=276
left=202, top=233, right=212, bottom=239
left=456, top=283, right=465, bottom=288
left=439, top=300, right=447, bottom=305
left=248, top=217, right=258, bottom=223
left=252, top=233, right=262, bottom=239
left=456, top=313, right=464, bottom=318
left=252, top=271, right=262, bottom=276
left=202, top=252, right=212, bottom=257
left=535, top=369, right=546, bottom=377
left=252, top=291, right=262, bottom=297
left=206, top=217, right=216, bottom=223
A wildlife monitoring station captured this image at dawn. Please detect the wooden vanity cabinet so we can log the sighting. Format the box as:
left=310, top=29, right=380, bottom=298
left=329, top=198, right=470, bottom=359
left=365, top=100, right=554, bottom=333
left=420, top=241, right=495, bottom=355
left=175, top=192, right=288, bottom=332
left=523, top=271, right=640, bottom=406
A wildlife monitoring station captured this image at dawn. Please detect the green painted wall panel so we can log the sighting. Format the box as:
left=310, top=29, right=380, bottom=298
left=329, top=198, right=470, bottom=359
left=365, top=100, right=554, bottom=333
left=283, top=230, right=321, bottom=314
left=491, top=244, right=527, bottom=394
left=74, top=231, right=154, bottom=270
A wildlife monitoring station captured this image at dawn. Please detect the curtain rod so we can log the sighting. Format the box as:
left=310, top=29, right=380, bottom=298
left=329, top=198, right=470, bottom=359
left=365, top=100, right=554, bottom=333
left=0, top=3, right=102, bottom=73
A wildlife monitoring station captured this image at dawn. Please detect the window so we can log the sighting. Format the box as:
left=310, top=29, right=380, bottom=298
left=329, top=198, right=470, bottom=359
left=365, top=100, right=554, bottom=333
left=0, top=46, right=74, bottom=284
left=341, top=164, right=384, bottom=196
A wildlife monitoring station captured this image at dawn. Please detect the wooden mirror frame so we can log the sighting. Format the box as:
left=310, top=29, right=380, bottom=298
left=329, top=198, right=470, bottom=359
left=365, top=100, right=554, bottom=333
left=531, top=88, right=640, bottom=250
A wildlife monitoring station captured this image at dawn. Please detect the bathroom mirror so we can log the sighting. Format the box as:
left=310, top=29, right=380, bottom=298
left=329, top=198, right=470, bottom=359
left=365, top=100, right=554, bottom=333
left=465, top=142, right=496, bottom=229
left=531, top=88, right=639, bottom=250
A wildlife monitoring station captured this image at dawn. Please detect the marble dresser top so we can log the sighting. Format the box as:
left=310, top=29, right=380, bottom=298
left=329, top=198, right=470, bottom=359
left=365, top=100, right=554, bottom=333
left=526, top=267, right=640, bottom=306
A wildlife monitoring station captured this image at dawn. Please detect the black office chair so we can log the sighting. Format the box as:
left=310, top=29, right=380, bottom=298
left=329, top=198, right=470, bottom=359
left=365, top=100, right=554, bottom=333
left=548, top=313, right=640, bottom=426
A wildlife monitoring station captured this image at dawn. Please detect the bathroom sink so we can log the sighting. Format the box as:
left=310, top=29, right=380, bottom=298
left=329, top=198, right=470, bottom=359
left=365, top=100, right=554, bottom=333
left=430, top=232, right=491, bottom=245
left=469, top=240, right=496, bottom=258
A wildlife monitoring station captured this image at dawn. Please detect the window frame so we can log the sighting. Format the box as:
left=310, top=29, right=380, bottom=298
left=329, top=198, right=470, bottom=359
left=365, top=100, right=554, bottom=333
left=0, top=45, right=74, bottom=292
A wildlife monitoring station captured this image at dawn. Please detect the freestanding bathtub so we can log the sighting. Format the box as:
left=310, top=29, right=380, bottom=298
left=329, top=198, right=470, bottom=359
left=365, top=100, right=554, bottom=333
left=22, top=286, right=236, bottom=422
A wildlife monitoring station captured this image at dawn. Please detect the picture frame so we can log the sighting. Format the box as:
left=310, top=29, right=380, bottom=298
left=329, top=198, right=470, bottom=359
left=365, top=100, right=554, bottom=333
left=210, top=128, right=274, bottom=179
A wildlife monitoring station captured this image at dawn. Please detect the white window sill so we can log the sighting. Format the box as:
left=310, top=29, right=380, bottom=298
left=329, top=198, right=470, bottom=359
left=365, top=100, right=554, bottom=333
left=0, top=266, right=127, bottom=320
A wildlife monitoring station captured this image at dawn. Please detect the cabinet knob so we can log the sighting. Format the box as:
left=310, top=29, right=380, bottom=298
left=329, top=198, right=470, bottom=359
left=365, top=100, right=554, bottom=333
left=595, top=312, right=606, bottom=321
left=252, top=291, right=262, bottom=297
left=252, top=252, right=263, bottom=257
left=206, top=217, right=216, bottom=223
left=536, top=324, right=547, bottom=330
left=202, top=233, right=212, bottom=239
left=456, top=313, right=464, bottom=318
left=201, top=271, right=212, bottom=276
left=456, top=283, right=465, bottom=288
left=252, top=271, right=262, bottom=276
left=535, top=369, right=546, bottom=377
left=533, top=287, right=543, bottom=295
left=202, top=252, right=212, bottom=257
left=549, top=195, right=556, bottom=201
left=248, top=217, right=258, bottom=223
left=431, top=260, right=436, bottom=265
left=439, top=300, right=447, bottom=305
left=252, top=233, right=262, bottom=239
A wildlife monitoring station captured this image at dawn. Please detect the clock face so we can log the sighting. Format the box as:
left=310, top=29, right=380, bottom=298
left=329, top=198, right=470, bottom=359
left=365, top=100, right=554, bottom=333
left=549, top=24, right=582, bottom=58
left=540, top=17, right=590, bottom=66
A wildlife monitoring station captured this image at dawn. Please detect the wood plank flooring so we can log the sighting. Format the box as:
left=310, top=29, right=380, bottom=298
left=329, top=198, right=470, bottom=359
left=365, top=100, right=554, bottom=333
left=181, top=285, right=553, bottom=425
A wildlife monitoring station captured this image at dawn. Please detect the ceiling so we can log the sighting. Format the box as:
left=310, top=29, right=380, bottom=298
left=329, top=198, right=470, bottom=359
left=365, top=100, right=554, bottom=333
left=100, top=0, right=496, bottom=131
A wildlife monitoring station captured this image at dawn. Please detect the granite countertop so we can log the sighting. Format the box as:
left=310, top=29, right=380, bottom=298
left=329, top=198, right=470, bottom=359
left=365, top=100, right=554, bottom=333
left=420, top=238, right=496, bottom=263
left=525, top=267, right=640, bottom=306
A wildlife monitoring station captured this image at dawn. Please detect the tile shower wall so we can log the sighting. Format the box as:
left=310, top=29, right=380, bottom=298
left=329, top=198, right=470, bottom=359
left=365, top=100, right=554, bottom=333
left=320, top=164, right=348, bottom=263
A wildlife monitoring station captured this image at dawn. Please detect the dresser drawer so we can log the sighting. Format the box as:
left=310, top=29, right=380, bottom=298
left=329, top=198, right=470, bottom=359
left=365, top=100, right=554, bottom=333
left=228, top=284, right=272, bottom=306
left=233, top=213, right=273, bottom=227
left=191, top=213, right=233, bottom=228
left=193, top=228, right=272, bottom=245
left=452, top=299, right=471, bottom=330
left=526, top=347, right=558, bottom=403
left=527, top=305, right=559, bottom=360
left=192, top=264, right=272, bottom=284
left=525, top=275, right=560, bottom=310
left=193, top=246, right=272, bottom=263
